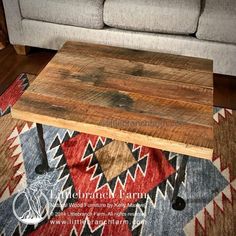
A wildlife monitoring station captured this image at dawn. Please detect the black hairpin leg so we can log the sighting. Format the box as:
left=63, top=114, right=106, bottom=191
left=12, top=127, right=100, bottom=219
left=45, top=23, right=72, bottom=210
left=171, top=155, right=189, bottom=211
left=35, top=123, right=50, bottom=174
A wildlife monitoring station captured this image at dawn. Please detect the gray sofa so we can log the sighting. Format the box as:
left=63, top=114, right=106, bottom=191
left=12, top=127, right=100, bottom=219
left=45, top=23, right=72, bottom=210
left=3, top=0, right=236, bottom=76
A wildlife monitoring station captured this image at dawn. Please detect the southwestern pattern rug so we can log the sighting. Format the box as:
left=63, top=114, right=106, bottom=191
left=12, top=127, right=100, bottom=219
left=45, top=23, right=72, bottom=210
left=0, top=74, right=235, bottom=236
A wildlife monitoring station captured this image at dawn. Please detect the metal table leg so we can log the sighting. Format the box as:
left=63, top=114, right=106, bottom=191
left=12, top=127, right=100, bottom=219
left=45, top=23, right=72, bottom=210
left=35, top=123, right=50, bottom=174
left=171, top=154, right=189, bottom=211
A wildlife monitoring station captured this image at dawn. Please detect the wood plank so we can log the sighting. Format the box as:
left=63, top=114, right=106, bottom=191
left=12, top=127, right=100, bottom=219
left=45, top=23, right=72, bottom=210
left=214, top=74, right=236, bottom=110
left=29, top=77, right=213, bottom=128
left=0, top=0, right=8, bottom=50
left=62, top=41, right=213, bottom=74
left=12, top=92, right=213, bottom=159
left=41, top=59, right=213, bottom=105
left=50, top=51, right=213, bottom=89
left=0, top=45, right=55, bottom=95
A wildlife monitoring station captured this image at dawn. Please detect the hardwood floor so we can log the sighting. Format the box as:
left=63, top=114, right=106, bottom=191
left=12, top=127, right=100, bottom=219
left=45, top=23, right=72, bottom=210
left=0, top=45, right=55, bottom=95
left=0, top=0, right=8, bottom=49
left=214, top=74, right=236, bottom=110
left=0, top=44, right=235, bottom=110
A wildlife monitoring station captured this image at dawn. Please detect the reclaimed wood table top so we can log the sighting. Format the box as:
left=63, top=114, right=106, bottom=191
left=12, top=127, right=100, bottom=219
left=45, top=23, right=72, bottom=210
left=12, top=41, right=213, bottom=159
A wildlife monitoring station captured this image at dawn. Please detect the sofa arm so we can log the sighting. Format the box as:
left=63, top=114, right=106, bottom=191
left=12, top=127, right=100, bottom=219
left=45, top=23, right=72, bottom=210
left=2, top=0, right=24, bottom=45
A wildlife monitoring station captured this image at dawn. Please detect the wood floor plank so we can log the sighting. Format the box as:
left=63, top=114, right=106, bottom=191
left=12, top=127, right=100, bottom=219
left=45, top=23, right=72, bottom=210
left=0, top=45, right=55, bottom=95
left=214, top=74, right=236, bottom=110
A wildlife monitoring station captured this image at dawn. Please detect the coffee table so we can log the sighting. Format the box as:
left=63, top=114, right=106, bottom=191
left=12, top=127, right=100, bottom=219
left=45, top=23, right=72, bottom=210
left=12, top=41, right=213, bottom=210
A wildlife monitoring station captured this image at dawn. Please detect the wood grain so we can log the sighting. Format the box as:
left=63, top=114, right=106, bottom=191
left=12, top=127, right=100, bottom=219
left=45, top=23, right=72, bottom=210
left=12, top=41, right=214, bottom=159
left=0, top=0, right=8, bottom=49
left=12, top=93, right=213, bottom=159
left=30, top=77, right=212, bottom=127
left=52, top=49, right=213, bottom=88
left=62, top=42, right=213, bottom=75
left=214, top=73, right=236, bottom=110
left=0, top=45, right=55, bottom=95
left=43, top=63, right=213, bottom=106
left=95, top=140, right=137, bottom=181
left=13, top=45, right=31, bottom=55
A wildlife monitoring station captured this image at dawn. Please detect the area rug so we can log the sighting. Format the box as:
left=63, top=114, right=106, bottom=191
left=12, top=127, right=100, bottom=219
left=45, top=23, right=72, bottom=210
left=0, top=74, right=235, bottom=236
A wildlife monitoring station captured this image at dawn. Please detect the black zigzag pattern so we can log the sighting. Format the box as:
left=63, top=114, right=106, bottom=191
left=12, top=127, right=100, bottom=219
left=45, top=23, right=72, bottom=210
left=80, top=221, right=103, bottom=236
left=0, top=74, right=29, bottom=117
left=82, top=140, right=148, bottom=193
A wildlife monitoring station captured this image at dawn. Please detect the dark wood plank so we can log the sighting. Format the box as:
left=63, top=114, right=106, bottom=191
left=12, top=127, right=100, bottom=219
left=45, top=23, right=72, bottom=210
left=214, top=74, right=236, bottom=110
left=0, top=45, right=55, bottom=95
left=0, top=0, right=8, bottom=49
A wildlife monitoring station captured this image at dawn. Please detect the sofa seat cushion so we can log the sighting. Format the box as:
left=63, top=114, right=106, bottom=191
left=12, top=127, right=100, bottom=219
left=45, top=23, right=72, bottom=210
left=197, top=0, right=236, bottom=44
left=19, top=0, right=105, bottom=29
left=104, top=0, right=201, bottom=35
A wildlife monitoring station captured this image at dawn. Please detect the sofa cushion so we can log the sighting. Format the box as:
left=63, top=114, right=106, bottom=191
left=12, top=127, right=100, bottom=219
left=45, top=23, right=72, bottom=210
left=104, top=0, right=201, bottom=35
left=197, top=0, right=236, bottom=44
left=19, top=0, right=105, bottom=29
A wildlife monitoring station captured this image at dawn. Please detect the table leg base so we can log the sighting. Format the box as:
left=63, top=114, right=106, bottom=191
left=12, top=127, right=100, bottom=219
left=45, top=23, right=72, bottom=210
left=35, top=164, right=49, bottom=175
left=172, top=196, right=186, bottom=211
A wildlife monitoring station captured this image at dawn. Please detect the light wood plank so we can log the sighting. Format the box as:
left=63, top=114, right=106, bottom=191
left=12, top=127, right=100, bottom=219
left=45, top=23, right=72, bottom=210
left=12, top=93, right=213, bottom=159
left=39, top=59, right=213, bottom=105
left=62, top=41, right=213, bottom=75
left=53, top=49, right=213, bottom=88
left=29, top=77, right=213, bottom=128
